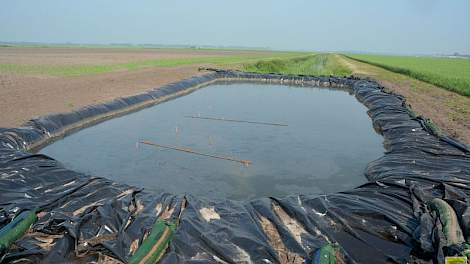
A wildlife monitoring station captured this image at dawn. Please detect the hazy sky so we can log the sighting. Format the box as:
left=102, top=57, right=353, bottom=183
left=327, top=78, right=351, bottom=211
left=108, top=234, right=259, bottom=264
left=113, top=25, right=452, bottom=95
left=1, top=0, right=469, bottom=54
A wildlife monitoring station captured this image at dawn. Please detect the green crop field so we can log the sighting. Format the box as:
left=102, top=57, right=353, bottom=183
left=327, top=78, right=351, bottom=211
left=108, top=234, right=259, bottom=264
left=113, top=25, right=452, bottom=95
left=243, top=54, right=351, bottom=76
left=0, top=50, right=307, bottom=77
left=346, top=54, right=470, bottom=96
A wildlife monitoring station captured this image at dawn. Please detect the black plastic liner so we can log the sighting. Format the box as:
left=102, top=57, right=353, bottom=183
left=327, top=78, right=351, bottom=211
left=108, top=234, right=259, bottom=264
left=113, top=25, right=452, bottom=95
left=1, top=70, right=470, bottom=263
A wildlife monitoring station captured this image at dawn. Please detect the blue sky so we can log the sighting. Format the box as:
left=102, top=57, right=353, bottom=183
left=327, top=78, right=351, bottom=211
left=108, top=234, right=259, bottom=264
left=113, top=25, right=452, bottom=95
left=1, top=0, right=469, bottom=54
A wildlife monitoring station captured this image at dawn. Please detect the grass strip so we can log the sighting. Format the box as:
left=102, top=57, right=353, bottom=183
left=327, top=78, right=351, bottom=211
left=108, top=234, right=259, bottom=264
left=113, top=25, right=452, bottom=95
left=345, top=54, right=470, bottom=97
left=242, top=54, right=351, bottom=76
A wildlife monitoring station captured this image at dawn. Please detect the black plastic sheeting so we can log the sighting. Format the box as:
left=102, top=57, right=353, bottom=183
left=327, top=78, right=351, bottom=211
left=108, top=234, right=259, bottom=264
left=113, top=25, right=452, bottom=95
left=1, top=70, right=470, bottom=263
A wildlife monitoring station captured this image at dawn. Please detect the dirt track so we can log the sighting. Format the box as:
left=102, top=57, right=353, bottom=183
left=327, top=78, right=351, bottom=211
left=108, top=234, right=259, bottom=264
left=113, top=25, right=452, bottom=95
left=336, top=55, right=470, bottom=145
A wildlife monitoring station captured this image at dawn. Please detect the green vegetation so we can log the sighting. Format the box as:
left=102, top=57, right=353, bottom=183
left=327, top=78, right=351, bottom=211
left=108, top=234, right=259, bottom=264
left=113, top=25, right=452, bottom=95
left=337, top=55, right=470, bottom=134
left=242, top=54, right=351, bottom=76
left=0, top=52, right=306, bottom=77
left=346, top=54, right=470, bottom=97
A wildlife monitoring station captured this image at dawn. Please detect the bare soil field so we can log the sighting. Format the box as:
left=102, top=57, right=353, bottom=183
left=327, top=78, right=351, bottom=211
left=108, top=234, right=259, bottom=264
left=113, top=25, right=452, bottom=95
left=0, top=65, right=205, bottom=127
left=0, top=47, right=268, bottom=65
left=0, top=47, right=287, bottom=127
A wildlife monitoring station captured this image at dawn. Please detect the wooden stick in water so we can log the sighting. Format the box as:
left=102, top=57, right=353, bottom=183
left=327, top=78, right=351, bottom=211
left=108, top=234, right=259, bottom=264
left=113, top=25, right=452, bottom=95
left=140, top=140, right=252, bottom=166
left=184, top=115, right=288, bottom=127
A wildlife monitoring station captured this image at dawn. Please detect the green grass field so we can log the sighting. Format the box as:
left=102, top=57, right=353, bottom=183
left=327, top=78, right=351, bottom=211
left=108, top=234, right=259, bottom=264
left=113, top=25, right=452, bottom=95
left=242, top=54, right=351, bottom=76
left=0, top=51, right=306, bottom=77
left=346, top=54, right=470, bottom=97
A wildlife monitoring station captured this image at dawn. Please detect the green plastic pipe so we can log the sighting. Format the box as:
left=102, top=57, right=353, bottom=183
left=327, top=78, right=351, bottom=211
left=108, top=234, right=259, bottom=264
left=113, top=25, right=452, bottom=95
left=429, top=198, right=470, bottom=263
left=429, top=198, right=465, bottom=247
left=313, top=243, right=340, bottom=264
left=128, top=219, right=176, bottom=264
left=0, top=210, right=38, bottom=257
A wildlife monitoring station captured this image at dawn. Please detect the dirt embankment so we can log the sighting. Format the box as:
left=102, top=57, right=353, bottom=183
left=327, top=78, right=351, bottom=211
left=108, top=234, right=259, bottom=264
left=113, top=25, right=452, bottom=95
left=336, top=55, right=470, bottom=145
left=0, top=48, right=274, bottom=128
left=0, top=66, right=203, bottom=127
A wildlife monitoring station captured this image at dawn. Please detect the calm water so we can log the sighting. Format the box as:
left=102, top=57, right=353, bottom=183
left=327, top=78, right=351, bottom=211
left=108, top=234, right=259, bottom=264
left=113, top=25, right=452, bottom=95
left=40, top=83, right=384, bottom=200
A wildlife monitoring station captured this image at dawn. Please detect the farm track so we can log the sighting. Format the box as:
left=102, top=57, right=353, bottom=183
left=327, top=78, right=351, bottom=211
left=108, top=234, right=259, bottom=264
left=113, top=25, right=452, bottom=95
left=336, top=55, right=470, bottom=145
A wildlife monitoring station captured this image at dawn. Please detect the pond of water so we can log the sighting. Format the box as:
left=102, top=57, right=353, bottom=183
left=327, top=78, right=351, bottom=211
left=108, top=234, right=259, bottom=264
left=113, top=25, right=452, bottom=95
left=40, top=83, right=384, bottom=200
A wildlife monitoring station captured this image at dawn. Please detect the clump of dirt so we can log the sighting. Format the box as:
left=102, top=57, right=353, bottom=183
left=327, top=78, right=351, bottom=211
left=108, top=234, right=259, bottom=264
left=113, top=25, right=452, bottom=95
left=158, top=204, right=175, bottom=220
left=258, top=215, right=304, bottom=264
left=199, top=207, right=220, bottom=222
left=272, top=204, right=308, bottom=247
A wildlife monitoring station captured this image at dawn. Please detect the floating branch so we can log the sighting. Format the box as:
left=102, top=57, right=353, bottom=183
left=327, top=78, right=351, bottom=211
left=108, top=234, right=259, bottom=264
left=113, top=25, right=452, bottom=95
left=184, top=115, right=288, bottom=127
left=140, top=140, right=252, bottom=166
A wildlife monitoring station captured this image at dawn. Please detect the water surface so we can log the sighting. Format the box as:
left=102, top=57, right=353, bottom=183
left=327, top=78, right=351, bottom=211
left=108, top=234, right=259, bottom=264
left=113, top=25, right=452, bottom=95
left=40, top=83, right=384, bottom=200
